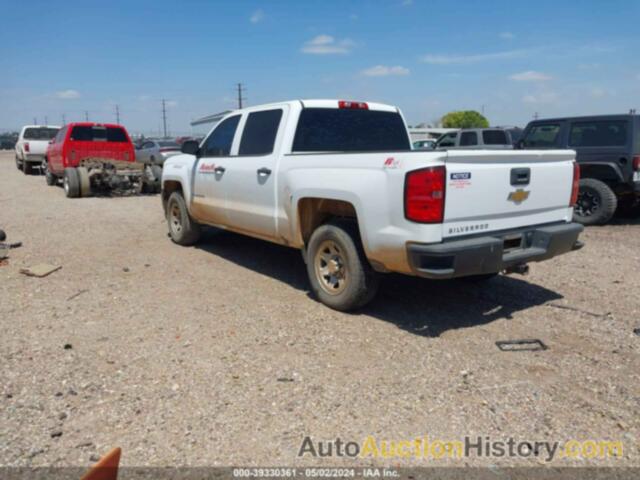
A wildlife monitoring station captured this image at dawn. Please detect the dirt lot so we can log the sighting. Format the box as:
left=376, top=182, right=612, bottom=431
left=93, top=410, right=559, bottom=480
left=0, top=150, right=639, bottom=468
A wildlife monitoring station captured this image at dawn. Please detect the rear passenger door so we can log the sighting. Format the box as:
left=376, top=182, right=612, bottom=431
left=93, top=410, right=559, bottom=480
left=223, top=107, right=287, bottom=240
left=458, top=131, right=478, bottom=149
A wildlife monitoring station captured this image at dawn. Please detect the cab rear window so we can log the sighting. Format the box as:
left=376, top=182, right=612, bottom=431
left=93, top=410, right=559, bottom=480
left=70, top=126, right=129, bottom=142
left=292, top=108, right=410, bottom=152
left=23, top=127, right=59, bottom=140
left=482, top=130, right=508, bottom=145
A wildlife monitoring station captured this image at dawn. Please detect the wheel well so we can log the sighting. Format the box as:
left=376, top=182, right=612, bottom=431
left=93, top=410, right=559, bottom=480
left=298, top=198, right=358, bottom=244
left=579, top=163, right=623, bottom=186
left=162, top=180, right=182, bottom=212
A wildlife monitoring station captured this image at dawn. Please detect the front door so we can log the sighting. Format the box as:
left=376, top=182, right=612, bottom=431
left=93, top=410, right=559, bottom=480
left=222, top=107, right=286, bottom=240
left=191, top=114, right=242, bottom=226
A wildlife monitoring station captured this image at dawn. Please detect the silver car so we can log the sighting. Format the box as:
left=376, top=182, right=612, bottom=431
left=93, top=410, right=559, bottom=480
left=135, top=139, right=181, bottom=165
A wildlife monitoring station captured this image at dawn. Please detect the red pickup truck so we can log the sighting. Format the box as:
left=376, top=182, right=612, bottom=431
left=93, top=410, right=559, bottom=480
left=45, top=122, right=160, bottom=197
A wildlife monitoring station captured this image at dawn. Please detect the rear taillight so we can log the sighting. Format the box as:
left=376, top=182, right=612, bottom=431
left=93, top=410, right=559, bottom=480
left=570, top=161, right=580, bottom=206
left=405, top=166, right=446, bottom=223
left=24, top=142, right=30, bottom=152
left=338, top=100, right=368, bottom=110
left=633, top=155, right=640, bottom=171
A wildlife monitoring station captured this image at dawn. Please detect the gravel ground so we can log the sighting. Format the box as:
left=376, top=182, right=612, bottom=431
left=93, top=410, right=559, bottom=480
left=0, top=150, right=638, bottom=469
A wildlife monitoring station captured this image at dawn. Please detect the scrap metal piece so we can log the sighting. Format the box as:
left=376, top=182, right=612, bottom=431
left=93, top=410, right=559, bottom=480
left=19, top=263, right=62, bottom=278
left=496, top=339, right=548, bottom=352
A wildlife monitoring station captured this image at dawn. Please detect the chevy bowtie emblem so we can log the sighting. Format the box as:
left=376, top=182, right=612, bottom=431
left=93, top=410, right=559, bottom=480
left=508, top=189, right=530, bottom=204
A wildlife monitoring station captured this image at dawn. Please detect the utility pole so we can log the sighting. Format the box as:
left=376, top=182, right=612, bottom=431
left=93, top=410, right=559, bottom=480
left=236, top=83, right=245, bottom=109
left=115, top=105, right=120, bottom=124
left=44, top=116, right=48, bottom=125
left=85, top=111, right=89, bottom=121
left=481, top=104, right=485, bottom=116
left=161, top=99, right=168, bottom=138
left=533, top=112, right=539, bottom=120
left=62, top=114, right=66, bottom=125
left=630, top=108, right=637, bottom=115
left=33, top=117, right=38, bottom=125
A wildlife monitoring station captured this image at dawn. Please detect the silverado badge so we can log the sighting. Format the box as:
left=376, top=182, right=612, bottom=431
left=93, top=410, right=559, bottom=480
left=508, top=189, right=530, bottom=204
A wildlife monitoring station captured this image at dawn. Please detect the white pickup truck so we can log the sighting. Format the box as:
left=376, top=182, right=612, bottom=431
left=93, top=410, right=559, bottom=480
left=15, top=125, right=60, bottom=174
left=162, top=99, right=583, bottom=310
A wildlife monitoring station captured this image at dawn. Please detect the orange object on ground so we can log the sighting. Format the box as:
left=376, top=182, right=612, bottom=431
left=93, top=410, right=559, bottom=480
left=80, top=447, right=121, bottom=480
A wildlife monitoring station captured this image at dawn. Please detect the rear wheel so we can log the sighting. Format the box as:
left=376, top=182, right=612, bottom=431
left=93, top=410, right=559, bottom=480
left=63, top=168, right=81, bottom=198
left=44, top=163, right=57, bottom=186
left=23, top=161, right=33, bottom=175
left=306, top=219, right=379, bottom=311
left=77, top=167, right=91, bottom=197
left=573, top=178, right=617, bottom=226
left=15, top=156, right=22, bottom=171
left=167, top=191, right=201, bottom=245
left=151, top=165, right=162, bottom=193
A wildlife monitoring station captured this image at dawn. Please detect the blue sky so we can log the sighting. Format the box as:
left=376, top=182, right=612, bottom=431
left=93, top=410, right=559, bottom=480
left=2, top=0, right=639, bottom=135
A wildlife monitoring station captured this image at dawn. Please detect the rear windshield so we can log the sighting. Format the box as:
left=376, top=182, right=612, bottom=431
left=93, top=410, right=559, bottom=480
left=569, top=120, right=628, bottom=147
left=70, top=126, right=129, bottom=142
left=522, top=123, right=561, bottom=148
left=292, top=108, right=410, bottom=152
left=482, top=130, right=508, bottom=145
left=23, top=127, right=59, bottom=140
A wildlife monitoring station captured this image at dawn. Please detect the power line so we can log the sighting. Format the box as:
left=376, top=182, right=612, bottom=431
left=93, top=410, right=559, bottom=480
left=162, top=99, right=168, bottom=138
left=236, top=83, right=246, bottom=109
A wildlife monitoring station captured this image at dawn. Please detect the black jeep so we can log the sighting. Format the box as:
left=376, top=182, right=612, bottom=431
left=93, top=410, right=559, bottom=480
left=519, top=114, right=640, bottom=225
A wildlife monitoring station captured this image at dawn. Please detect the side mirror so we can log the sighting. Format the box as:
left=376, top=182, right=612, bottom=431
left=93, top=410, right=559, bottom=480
left=181, top=140, right=200, bottom=156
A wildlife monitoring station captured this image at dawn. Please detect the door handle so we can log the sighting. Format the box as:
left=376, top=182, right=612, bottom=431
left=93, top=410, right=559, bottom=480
left=257, top=167, right=272, bottom=176
left=214, top=166, right=226, bottom=174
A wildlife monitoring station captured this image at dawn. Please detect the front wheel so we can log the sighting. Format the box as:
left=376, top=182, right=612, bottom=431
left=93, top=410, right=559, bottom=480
left=306, top=219, right=379, bottom=311
left=573, top=178, right=617, bottom=225
left=44, top=163, right=57, bottom=186
left=166, top=191, right=201, bottom=245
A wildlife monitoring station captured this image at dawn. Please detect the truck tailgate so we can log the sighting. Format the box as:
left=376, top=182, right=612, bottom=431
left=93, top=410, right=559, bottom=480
left=443, top=150, right=575, bottom=238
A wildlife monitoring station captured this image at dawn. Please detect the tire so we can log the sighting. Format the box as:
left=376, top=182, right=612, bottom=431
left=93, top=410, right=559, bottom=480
left=77, top=167, right=91, bottom=197
left=306, top=219, right=379, bottom=311
left=63, top=168, right=81, bottom=198
left=15, top=156, right=23, bottom=171
left=45, top=163, right=57, bottom=186
left=166, top=191, right=201, bottom=245
left=573, top=178, right=617, bottom=226
left=23, top=161, right=33, bottom=175
left=151, top=165, right=162, bottom=193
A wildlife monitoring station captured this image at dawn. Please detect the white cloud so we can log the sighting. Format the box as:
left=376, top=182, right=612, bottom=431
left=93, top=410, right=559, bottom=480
left=499, top=32, right=515, bottom=40
left=420, top=49, right=528, bottom=64
left=249, top=9, right=264, bottom=24
left=55, top=89, right=80, bottom=99
left=350, top=14, right=358, bottom=20
left=165, top=100, right=178, bottom=107
left=522, top=91, right=559, bottom=104
left=509, top=70, right=552, bottom=82
left=402, top=0, right=413, bottom=5
left=589, top=87, right=614, bottom=98
left=362, top=65, right=410, bottom=77
left=301, top=35, right=355, bottom=55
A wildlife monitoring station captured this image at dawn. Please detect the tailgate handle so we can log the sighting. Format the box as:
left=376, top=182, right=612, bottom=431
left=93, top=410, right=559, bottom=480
left=511, top=168, right=530, bottom=186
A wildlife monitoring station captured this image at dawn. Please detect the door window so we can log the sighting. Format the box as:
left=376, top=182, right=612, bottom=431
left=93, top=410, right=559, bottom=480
left=460, top=131, right=478, bottom=146
left=201, top=115, right=241, bottom=156
left=569, top=120, right=628, bottom=147
left=522, top=124, right=561, bottom=148
left=437, top=132, right=457, bottom=147
left=239, top=109, right=283, bottom=155
left=482, top=130, right=508, bottom=145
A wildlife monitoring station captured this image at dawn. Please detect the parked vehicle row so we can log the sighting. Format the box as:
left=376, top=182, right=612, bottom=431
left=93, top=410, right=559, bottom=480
left=161, top=99, right=583, bottom=310
left=15, top=125, right=60, bottom=174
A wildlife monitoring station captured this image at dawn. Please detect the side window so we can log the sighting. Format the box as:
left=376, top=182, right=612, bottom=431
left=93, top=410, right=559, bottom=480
left=438, top=132, right=457, bottom=147
left=239, top=109, right=283, bottom=155
left=523, top=124, right=561, bottom=148
left=482, top=130, right=508, bottom=145
left=201, top=115, right=241, bottom=157
left=460, top=131, right=478, bottom=146
left=569, top=120, right=627, bottom=147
